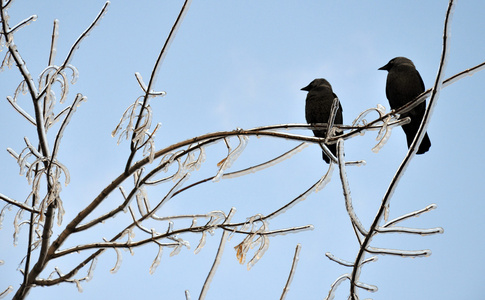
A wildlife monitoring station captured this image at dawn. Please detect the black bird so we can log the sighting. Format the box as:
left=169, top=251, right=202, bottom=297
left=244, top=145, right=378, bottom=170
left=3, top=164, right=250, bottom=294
left=301, top=78, right=343, bottom=163
left=379, top=57, right=431, bottom=154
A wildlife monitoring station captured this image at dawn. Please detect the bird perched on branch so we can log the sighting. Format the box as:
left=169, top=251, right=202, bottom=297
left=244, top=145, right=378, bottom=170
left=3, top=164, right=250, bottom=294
left=301, top=78, right=343, bottom=163
left=379, top=57, right=431, bottom=154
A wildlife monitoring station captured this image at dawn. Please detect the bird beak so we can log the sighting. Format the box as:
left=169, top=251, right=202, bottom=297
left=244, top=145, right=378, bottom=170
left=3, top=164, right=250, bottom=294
left=378, top=63, right=390, bottom=71
left=301, top=84, right=311, bottom=91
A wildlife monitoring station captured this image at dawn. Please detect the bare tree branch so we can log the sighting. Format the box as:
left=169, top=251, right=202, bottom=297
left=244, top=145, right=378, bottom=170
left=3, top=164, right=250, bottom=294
left=280, top=244, right=302, bottom=300
left=124, top=0, right=192, bottom=174
left=36, top=2, right=110, bottom=101
left=0, top=193, right=39, bottom=213
left=348, top=0, right=455, bottom=298
left=198, top=208, right=235, bottom=300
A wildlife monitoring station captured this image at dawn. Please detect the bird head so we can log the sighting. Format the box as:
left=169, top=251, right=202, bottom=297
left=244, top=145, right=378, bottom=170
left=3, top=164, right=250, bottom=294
left=378, top=57, right=415, bottom=71
left=301, top=78, right=332, bottom=91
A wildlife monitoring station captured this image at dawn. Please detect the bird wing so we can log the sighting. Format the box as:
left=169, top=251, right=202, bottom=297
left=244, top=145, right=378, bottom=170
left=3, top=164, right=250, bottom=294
left=416, top=69, right=425, bottom=92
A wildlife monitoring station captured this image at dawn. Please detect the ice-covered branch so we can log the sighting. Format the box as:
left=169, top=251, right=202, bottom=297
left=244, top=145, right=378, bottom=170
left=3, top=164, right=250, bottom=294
left=213, top=135, right=248, bottom=182
left=76, top=158, right=186, bottom=232
left=48, top=19, right=59, bottom=66
left=324, top=274, right=351, bottom=300
left=142, top=174, right=190, bottom=220
left=280, top=244, right=302, bottom=300
left=142, top=0, right=191, bottom=96
left=263, top=176, right=327, bottom=220
left=377, top=205, right=443, bottom=234
left=336, top=139, right=367, bottom=237
left=0, top=4, right=52, bottom=164
left=375, top=226, right=443, bottom=235
left=325, top=253, right=354, bottom=267
left=43, top=262, right=96, bottom=293
left=442, top=61, right=485, bottom=87
left=0, top=193, right=39, bottom=214
left=383, top=204, right=437, bottom=227
left=222, top=142, right=309, bottom=179
left=354, top=281, right=377, bottom=293
left=123, top=128, right=342, bottom=179
left=8, top=14, right=37, bottom=35
left=34, top=251, right=102, bottom=287
left=172, top=142, right=309, bottom=198
left=250, top=225, right=314, bottom=236
left=233, top=215, right=266, bottom=267
left=324, top=97, right=340, bottom=144
left=0, top=6, right=38, bottom=99
left=6, top=96, right=36, bottom=125
left=134, top=72, right=166, bottom=97
left=217, top=165, right=334, bottom=228
left=198, top=208, right=235, bottom=300
left=51, top=238, right=182, bottom=259
left=50, top=93, right=86, bottom=162
left=0, top=286, right=13, bottom=299
left=124, top=0, right=191, bottom=173
left=347, top=1, right=455, bottom=299
left=37, top=2, right=110, bottom=100
left=128, top=206, right=151, bottom=234
left=366, top=246, right=431, bottom=258
left=326, top=253, right=377, bottom=269
left=2, top=0, right=14, bottom=9
left=77, top=138, right=317, bottom=233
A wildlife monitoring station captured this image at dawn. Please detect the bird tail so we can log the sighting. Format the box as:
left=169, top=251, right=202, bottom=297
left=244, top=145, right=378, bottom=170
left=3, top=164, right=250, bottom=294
left=321, top=143, right=338, bottom=163
left=416, top=133, right=431, bottom=154
left=404, top=127, right=431, bottom=155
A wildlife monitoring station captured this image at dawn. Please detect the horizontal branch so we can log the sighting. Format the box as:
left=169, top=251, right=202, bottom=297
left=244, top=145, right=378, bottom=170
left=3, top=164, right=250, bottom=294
left=53, top=220, right=312, bottom=259
left=375, top=226, right=443, bottom=235
left=52, top=240, right=179, bottom=258
left=366, top=246, right=431, bottom=257
left=383, top=204, right=437, bottom=228
left=6, top=96, right=36, bottom=125
left=0, top=193, right=40, bottom=214
left=325, top=252, right=354, bottom=267
left=252, top=225, right=314, bottom=236
left=8, top=14, right=37, bottom=35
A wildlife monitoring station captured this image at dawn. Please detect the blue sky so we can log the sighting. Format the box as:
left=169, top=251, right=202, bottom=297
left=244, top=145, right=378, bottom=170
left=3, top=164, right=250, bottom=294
left=1, top=1, right=485, bottom=299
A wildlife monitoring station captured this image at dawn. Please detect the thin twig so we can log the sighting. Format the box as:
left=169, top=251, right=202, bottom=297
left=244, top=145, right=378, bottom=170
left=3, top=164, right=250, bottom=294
left=37, top=2, right=110, bottom=100
left=125, top=0, right=192, bottom=173
left=280, top=244, right=302, bottom=300
left=337, top=139, right=367, bottom=237
left=0, top=193, right=39, bottom=214
left=7, top=15, right=37, bottom=34
left=6, top=96, right=36, bottom=125
left=198, top=208, right=235, bottom=300
left=383, top=204, right=437, bottom=228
